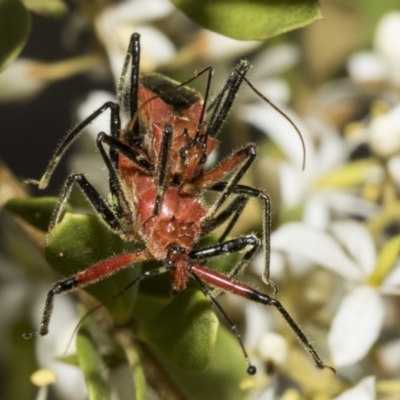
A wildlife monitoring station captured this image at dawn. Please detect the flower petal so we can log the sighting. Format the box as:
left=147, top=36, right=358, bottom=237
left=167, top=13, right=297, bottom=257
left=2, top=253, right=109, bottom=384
left=257, top=332, right=288, bottom=366
left=271, top=223, right=362, bottom=280
left=251, top=44, right=300, bottom=79
left=375, top=11, right=400, bottom=84
left=388, top=155, right=400, bottom=186
left=347, top=51, right=388, bottom=84
left=326, top=191, right=378, bottom=219
left=96, top=5, right=175, bottom=79
left=329, top=286, right=385, bottom=367
left=330, top=221, right=376, bottom=277
left=278, top=163, right=307, bottom=207
left=0, top=59, right=47, bottom=102
left=252, top=77, right=291, bottom=104
left=238, top=103, right=312, bottom=169
left=76, top=90, right=115, bottom=138
left=102, top=0, right=173, bottom=25
left=303, top=192, right=331, bottom=229
left=378, top=339, right=400, bottom=374
left=333, top=376, right=376, bottom=400
left=244, top=301, right=274, bottom=348
left=198, top=30, right=260, bottom=61
left=382, top=258, right=400, bottom=288
left=308, top=117, right=346, bottom=173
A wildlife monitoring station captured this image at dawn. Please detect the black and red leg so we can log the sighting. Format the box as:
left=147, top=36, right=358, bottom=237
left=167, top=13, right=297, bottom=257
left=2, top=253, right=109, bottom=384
left=190, top=263, right=335, bottom=373
left=209, top=182, right=275, bottom=291
left=190, top=144, right=276, bottom=292
left=45, top=128, right=154, bottom=242
left=23, top=249, right=153, bottom=338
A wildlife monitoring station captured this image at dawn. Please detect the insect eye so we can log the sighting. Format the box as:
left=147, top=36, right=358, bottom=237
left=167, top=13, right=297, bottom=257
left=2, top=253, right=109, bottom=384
left=180, top=147, right=188, bottom=159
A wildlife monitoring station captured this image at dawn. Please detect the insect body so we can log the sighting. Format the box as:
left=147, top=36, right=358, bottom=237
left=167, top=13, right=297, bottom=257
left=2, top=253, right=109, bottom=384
left=23, top=33, right=334, bottom=374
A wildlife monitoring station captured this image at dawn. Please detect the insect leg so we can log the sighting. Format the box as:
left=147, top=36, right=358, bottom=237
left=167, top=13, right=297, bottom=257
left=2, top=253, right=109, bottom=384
left=206, top=60, right=250, bottom=138
left=47, top=173, right=127, bottom=242
left=110, top=32, right=141, bottom=211
left=62, top=264, right=170, bottom=343
left=201, top=195, right=249, bottom=242
left=23, top=249, right=151, bottom=338
left=96, top=131, right=151, bottom=220
left=116, top=32, right=140, bottom=123
left=191, top=272, right=257, bottom=375
left=47, top=127, right=153, bottom=238
left=207, top=59, right=306, bottom=168
left=190, top=264, right=335, bottom=373
left=193, top=144, right=257, bottom=223
left=29, top=102, right=121, bottom=190
left=153, top=124, right=173, bottom=215
left=210, top=181, right=275, bottom=293
left=190, top=235, right=260, bottom=296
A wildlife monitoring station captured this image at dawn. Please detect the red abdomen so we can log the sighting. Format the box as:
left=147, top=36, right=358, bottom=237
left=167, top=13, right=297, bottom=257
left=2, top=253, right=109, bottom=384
left=132, top=176, right=207, bottom=259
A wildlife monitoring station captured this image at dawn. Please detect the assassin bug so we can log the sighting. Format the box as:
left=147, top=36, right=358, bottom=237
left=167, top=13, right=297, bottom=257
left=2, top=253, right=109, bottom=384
left=23, top=33, right=334, bottom=375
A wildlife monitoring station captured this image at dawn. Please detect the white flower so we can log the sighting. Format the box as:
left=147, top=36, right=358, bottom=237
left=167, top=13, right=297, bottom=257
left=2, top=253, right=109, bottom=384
left=347, top=51, right=388, bottom=85
left=268, top=220, right=400, bottom=368
left=95, top=0, right=175, bottom=78
left=374, top=11, right=400, bottom=85
left=333, top=376, right=376, bottom=400
left=30, top=290, right=86, bottom=400
left=328, top=286, right=384, bottom=367
left=368, top=104, right=400, bottom=159
left=347, top=11, right=400, bottom=87
left=240, top=55, right=377, bottom=232
left=193, top=30, right=262, bottom=62
left=0, top=59, right=48, bottom=102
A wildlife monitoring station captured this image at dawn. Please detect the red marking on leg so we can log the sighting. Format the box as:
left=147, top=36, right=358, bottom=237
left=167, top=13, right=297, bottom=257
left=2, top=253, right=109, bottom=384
left=75, top=250, right=150, bottom=286
left=191, top=264, right=254, bottom=299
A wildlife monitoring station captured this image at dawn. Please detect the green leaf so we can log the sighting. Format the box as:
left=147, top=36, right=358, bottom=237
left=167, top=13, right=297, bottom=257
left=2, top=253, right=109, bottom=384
left=170, top=0, right=321, bottom=40
left=168, top=325, right=249, bottom=400
left=140, top=289, right=219, bottom=371
left=0, top=0, right=31, bottom=71
left=4, top=197, right=72, bottom=232
left=23, top=0, right=67, bottom=18
left=76, top=330, right=111, bottom=400
left=368, top=234, right=400, bottom=286
left=132, top=293, right=170, bottom=324
left=45, top=213, right=142, bottom=324
left=128, top=343, right=147, bottom=400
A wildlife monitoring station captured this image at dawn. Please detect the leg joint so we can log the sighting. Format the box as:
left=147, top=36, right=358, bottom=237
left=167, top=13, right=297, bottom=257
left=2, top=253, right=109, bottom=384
left=53, top=277, right=77, bottom=294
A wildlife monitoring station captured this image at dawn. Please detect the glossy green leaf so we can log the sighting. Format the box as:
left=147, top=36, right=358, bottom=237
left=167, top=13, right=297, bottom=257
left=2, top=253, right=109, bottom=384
left=171, top=0, right=321, bottom=40
left=45, top=213, right=141, bottom=324
left=140, top=289, right=219, bottom=372
left=4, top=197, right=72, bottom=232
left=166, top=325, right=249, bottom=400
left=0, top=0, right=31, bottom=71
left=132, top=293, right=170, bottom=324
left=23, top=0, right=67, bottom=17
left=369, top=234, right=400, bottom=286
left=76, top=330, right=111, bottom=400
